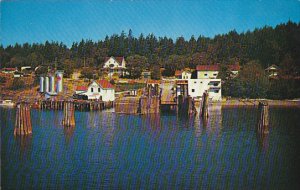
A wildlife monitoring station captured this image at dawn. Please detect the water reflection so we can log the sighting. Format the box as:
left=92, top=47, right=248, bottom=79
left=199, top=104, right=223, bottom=136
left=257, top=133, right=269, bottom=151
left=64, top=126, right=75, bottom=145
left=101, top=113, right=116, bottom=147
left=141, top=114, right=161, bottom=130
left=177, top=113, right=196, bottom=128
left=14, top=135, right=32, bottom=158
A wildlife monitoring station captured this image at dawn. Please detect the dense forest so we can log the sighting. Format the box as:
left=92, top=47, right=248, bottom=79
left=1, top=21, right=300, bottom=99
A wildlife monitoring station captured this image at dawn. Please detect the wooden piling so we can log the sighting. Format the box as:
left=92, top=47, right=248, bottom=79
left=14, top=102, right=32, bottom=136
left=62, top=101, right=75, bottom=127
left=201, top=92, right=209, bottom=119
left=257, top=101, right=269, bottom=134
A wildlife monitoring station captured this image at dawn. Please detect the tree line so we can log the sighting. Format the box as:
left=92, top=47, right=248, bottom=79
left=0, top=21, right=300, bottom=99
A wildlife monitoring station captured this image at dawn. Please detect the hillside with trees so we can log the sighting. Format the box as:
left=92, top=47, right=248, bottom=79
left=1, top=21, right=300, bottom=99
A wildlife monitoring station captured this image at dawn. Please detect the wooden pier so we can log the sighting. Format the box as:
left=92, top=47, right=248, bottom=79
left=39, top=100, right=113, bottom=111
left=14, top=102, right=32, bottom=136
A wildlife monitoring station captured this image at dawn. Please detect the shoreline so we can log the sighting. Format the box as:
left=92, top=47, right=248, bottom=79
left=213, top=99, right=300, bottom=108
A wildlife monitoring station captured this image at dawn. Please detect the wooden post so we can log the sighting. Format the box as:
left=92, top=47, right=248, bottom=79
left=62, top=101, right=75, bottom=127
left=201, top=92, right=209, bottom=119
left=257, top=101, right=269, bottom=134
left=188, top=96, right=196, bottom=115
left=14, top=102, right=32, bottom=136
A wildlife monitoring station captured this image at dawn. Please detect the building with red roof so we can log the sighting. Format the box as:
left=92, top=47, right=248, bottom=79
left=74, top=80, right=115, bottom=101
left=1, top=67, right=18, bottom=74
left=196, top=64, right=240, bottom=79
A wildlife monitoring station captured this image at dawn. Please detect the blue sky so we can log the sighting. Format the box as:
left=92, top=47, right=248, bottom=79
left=1, top=0, right=300, bottom=47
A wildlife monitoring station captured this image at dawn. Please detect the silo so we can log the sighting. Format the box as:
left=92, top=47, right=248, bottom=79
left=56, top=71, right=63, bottom=93
left=49, top=75, right=55, bottom=92
left=44, top=77, right=49, bottom=93
left=40, top=77, right=44, bottom=93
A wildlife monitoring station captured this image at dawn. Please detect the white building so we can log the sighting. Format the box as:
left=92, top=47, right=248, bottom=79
left=175, top=64, right=241, bottom=101
left=75, top=80, right=115, bottom=101
left=102, top=56, right=127, bottom=77
left=187, top=79, right=221, bottom=101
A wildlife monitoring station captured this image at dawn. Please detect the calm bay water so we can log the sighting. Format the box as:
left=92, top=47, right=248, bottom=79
left=1, top=107, right=300, bottom=189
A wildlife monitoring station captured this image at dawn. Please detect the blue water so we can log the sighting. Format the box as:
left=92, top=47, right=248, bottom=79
left=1, top=107, right=300, bottom=189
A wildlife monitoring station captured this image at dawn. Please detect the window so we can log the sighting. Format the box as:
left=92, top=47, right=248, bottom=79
left=91, top=88, right=93, bottom=92
left=194, top=81, right=197, bottom=84
left=192, top=89, right=195, bottom=92
left=215, top=90, right=219, bottom=93
left=98, top=88, right=100, bottom=92
left=204, top=74, right=208, bottom=76
left=213, top=83, right=218, bottom=86
left=213, top=74, right=217, bottom=76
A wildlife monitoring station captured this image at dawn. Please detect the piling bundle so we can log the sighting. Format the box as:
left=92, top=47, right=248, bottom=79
left=62, top=101, right=75, bottom=127
left=201, top=92, right=209, bottom=119
left=14, top=102, right=32, bottom=136
left=177, top=95, right=196, bottom=116
left=115, top=96, right=160, bottom=114
left=257, top=101, right=269, bottom=134
left=139, top=96, right=160, bottom=114
left=115, top=97, right=140, bottom=114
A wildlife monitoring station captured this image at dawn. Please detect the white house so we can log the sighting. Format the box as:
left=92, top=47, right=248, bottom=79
left=75, top=80, right=115, bottom=101
left=102, top=56, right=127, bottom=77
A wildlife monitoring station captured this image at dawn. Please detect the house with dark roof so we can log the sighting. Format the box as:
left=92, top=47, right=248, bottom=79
left=74, top=80, right=115, bottom=101
left=102, top=56, right=127, bottom=77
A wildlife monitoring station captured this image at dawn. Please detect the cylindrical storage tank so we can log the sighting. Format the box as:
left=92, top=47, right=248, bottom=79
left=50, top=76, right=55, bottom=92
left=56, top=71, right=63, bottom=93
left=44, top=77, right=49, bottom=93
left=40, top=77, right=44, bottom=93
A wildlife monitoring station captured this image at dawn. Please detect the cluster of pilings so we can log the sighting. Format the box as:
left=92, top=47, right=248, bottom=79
left=115, top=96, right=160, bottom=114
left=146, top=83, right=160, bottom=97
left=139, top=96, right=160, bottom=114
left=177, top=95, right=197, bottom=116
left=200, top=92, right=209, bottom=119
left=62, top=101, right=75, bottom=127
left=14, top=102, right=32, bottom=136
